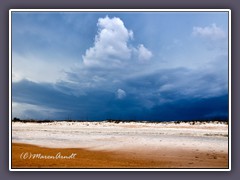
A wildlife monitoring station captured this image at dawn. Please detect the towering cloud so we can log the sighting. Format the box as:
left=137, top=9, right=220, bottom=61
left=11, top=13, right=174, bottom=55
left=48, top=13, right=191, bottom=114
left=82, top=16, right=152, bottom=68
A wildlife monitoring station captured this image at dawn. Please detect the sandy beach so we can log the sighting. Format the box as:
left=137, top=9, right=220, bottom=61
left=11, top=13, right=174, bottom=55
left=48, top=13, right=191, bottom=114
left=11, top=121, right=229, bottom=168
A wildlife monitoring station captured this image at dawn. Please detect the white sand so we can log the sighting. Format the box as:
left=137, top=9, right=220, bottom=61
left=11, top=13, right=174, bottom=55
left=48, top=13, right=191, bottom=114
left=12, top=121, right=228, bottom=153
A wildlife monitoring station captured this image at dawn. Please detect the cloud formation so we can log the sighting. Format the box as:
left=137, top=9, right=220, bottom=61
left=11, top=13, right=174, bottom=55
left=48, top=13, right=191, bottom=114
left=137, top=44, right=153, bottom=63
left=11, top=12, right=229, bottom=121
left=116, top=89, right=126, bottom=99
left=82, top=16, right=152, bottom=68
left=192, top=23, right=226, bottom=40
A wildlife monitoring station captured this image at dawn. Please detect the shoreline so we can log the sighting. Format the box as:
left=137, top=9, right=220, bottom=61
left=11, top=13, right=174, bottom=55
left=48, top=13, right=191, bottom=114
left=12, top=143, right=228, bottom=168
left=11, top=119, right=228, bottom=125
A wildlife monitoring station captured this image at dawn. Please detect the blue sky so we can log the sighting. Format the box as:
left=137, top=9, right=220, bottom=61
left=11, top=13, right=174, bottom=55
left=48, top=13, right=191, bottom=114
left=11, top=11, right=229, bottom=121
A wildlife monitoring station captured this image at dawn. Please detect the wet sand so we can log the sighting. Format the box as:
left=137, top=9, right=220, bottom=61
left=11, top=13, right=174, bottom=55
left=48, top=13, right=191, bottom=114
left=12, top=143, right=228, bottom=168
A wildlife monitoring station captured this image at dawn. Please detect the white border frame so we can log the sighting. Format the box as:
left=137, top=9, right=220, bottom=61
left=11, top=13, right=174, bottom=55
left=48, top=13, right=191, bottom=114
left=9, top=9, right=231, bottom=172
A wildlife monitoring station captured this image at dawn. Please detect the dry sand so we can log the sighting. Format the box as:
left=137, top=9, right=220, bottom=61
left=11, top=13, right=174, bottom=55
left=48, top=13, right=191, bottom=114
left=11, top=121, right=229, bottom=169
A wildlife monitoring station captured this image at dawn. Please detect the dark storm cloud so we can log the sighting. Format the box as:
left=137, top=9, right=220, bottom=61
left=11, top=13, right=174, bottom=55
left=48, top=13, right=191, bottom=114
left=149, top=95, right=228, bottom=121
left=12, top=62, right=228, bottom=121
left=12, top=79, right=143, bottom=120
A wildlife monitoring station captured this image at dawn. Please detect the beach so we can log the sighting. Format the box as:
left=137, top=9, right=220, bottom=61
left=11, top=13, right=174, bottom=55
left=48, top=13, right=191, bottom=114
left=12, top=121, right=229, bottom=168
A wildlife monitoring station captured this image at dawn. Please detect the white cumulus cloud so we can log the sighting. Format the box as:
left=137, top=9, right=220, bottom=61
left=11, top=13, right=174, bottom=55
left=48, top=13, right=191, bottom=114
left=116, top=88, right=126, bottom=99
left=83, top=16, right=133, bottom=68
left=192, top=23, right=226, bottom=40
left=82, top=16, right=152, bottom=68
left=137, top=44, right=153, bottom=62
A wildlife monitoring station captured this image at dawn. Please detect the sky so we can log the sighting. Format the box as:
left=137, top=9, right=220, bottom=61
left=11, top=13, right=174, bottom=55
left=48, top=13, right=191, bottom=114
left=11, top=11, right=229, bottom=121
